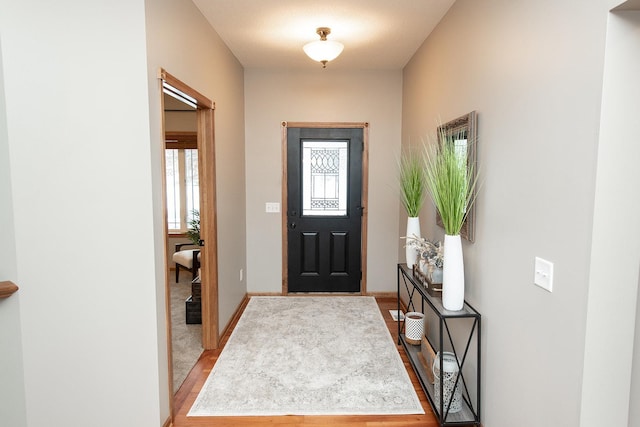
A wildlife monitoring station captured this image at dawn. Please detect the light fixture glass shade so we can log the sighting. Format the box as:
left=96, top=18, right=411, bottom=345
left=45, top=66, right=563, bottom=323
left=303, top=40, right=344, bottom=63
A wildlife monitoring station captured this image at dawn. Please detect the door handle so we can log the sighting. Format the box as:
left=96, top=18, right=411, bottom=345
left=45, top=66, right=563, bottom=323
left=289, top=222, right=297, bottom=229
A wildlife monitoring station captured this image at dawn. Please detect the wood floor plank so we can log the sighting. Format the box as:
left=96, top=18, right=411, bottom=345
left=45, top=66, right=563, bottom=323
left=171, top=296, right=439, bottom=426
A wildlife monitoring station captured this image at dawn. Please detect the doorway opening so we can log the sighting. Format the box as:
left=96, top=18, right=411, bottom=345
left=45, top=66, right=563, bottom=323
left=159, top=70, right=219, bottom=403
left=163, top=93, right=201, bottom=393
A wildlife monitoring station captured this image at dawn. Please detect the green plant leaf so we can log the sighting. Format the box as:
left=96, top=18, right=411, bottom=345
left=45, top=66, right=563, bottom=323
left=398, top=147, right=426, bottom=217
left=423, top=129, right=478, bottom=235
left=186, top=209, right=201, bottom=245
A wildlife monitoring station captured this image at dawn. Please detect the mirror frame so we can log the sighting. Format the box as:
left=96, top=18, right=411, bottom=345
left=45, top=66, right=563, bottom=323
left=435, top=111, right=478, bottom=242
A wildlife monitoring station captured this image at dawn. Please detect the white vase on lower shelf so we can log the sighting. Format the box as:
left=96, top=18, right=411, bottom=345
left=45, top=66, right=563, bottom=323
left=405, top=216, right=421, bottom=268
left=442, top=234, right=464, bottom=311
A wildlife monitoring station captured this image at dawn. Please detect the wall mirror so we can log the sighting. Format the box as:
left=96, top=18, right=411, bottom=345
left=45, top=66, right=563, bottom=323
left=435, top=111, right=478, bottom=242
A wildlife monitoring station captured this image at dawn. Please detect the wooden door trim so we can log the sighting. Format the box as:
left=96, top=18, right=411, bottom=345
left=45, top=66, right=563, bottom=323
left=197, top=107, right=219, bottom=350
left=281, top=121, right=369, bottom=295
left=159, top=70, right=219, bottom=413
left=160, top=69, right=214, bottom=110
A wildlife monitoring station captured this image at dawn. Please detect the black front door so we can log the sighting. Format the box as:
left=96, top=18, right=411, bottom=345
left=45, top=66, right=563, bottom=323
left=287, top=127, right=363, bottom=293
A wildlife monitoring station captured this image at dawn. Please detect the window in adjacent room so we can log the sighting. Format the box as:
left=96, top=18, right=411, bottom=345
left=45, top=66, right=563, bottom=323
left=165, top=131, right=199, bottom=232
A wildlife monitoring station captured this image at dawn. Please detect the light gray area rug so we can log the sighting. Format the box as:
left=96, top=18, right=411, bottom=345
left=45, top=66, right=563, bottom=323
left=189, top=296, right=424, bottom=416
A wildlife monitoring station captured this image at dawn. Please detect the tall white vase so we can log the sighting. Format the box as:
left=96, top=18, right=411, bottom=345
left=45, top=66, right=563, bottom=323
left=405, top=217, right=421, bottom=268
left=443, top=234, right=464, bottom=311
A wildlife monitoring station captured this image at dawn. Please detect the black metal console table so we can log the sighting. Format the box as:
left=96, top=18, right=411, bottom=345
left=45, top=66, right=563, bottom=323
left=397, top=263, right=481, bottom=426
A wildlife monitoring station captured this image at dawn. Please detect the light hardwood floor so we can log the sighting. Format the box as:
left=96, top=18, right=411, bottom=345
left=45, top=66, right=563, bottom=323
left=172, top=296, right=439, bottom=427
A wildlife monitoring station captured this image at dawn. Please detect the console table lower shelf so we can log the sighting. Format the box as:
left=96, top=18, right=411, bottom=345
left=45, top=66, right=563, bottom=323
left=397, top=263, right=481, bottom=426
left=400, top=334, right=477, bottom=424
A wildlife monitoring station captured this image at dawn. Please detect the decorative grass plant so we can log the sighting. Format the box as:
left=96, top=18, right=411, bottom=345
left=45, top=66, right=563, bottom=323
left=423, top=130, right=478, bottom=236
left=186, top=209, right=201, bottom=246
left=398, top=147, right=426, bottom=218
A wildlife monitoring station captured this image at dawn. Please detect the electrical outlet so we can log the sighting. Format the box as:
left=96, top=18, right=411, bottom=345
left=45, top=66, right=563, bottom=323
left=265, top=202, right=280, bottom=213
left=534, top=257, right=553, bottom=292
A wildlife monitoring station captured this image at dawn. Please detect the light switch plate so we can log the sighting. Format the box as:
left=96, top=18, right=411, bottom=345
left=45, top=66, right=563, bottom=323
left=265, top=202, right=280, bottom=213
left=534, top=257, right=553, bottom=292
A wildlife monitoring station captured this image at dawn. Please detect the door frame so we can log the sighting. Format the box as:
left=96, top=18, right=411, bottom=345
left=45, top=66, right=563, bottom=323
left=281, top=121, right=369, bottom=295
left=159, top=69, right=219, bottom=398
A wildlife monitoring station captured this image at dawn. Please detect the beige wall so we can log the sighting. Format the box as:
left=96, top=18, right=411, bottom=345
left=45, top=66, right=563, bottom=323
left=633, top=270, right=640, bottom=427
left=402, top=0, right=617, bottom=425
left=0, top=37, right=27, bottom=427
left=164, top=109, right=197, bottom=132
left=244, top=69, right=402, bottom=294
left=145, top=0, right=247, bottom=417
left=1, top=0, right=247, bottom=423
left=0, top=0, right=164, bottom=425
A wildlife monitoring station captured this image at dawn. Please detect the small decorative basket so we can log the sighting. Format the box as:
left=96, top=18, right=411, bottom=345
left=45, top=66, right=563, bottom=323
left=404, top=312, right=424, bottom=345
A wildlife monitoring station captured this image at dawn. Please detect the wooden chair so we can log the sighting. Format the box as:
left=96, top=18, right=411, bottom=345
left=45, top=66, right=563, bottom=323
left=172, top=243, right=201, bottom=282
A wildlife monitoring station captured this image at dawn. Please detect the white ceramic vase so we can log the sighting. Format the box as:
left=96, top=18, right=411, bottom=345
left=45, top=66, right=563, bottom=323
left=442, top=234, right=464, bottom=311
left=405, top=217, right=421, bottom=268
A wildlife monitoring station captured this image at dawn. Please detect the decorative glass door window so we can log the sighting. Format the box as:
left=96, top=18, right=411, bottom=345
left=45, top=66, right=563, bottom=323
left=301, top=140, right=348, bottom=216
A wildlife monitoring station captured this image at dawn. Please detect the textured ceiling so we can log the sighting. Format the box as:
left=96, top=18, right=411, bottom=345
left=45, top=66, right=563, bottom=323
left=191, top=0, right=456, bottom=70
left=614, top=0, right=640, bottom=9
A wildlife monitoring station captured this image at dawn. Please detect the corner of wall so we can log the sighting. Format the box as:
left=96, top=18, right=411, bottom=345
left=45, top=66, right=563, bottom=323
left=0, top=35, right=28, bottom=427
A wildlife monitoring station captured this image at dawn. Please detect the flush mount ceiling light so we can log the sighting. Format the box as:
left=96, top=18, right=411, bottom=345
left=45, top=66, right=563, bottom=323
left=303, top=27, right=344, bottom=68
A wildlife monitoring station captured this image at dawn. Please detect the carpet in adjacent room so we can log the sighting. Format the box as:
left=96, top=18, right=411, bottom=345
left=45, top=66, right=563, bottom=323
left=170, top=275, right=202, bottom=392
